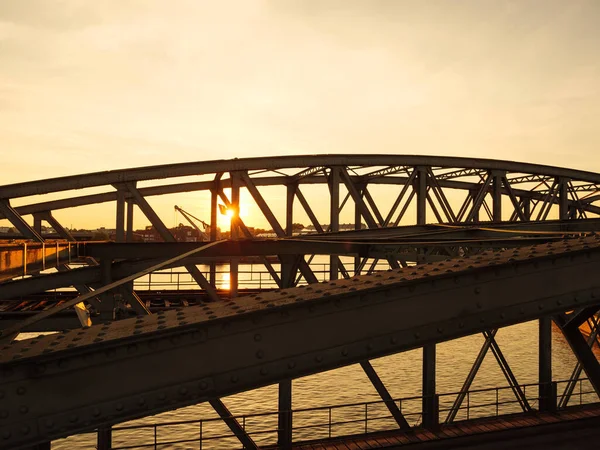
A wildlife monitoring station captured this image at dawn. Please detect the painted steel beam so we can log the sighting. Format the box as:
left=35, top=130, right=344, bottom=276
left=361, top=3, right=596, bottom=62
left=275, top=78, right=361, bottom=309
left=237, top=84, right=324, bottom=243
left=5, top=172, right=600, bottom=221
left=1, top=237, right=600, bottom=448
left=3, top=155, right=600, bottom=200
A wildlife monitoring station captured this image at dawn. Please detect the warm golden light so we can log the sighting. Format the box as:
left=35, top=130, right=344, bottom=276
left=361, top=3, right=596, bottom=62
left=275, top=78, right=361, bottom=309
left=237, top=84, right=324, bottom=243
left=225, top=208, right=235, bottom=219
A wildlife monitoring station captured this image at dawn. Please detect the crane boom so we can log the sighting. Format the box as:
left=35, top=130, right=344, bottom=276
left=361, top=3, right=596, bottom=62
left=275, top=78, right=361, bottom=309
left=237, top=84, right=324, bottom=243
left=174, top=205, right=210, bottom=241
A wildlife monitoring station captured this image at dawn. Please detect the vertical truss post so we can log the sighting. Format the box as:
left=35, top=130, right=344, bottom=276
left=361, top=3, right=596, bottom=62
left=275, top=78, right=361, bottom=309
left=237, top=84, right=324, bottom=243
left=469, top=189, right=480, bottom=222
left=329, top=167, right=340, bottom=280
left=278, top=379, right=293, bottom=450
left=355, top=184, right=363, bottom=275
left=492, top=171, right=503, bottom=221
left=286, top=183, right=296, bottom=236
left=115, top=185, right=126, bottom=243
left=539, top=316, right=555, bottom=411
left=422, top=343, right=437, bottom=429
left=209, top=399, right=258, bottom=450
left=415, top=167, right=427, bottom=226
left=126, top=200, right=134, bottom=242
left=522, top=197, right=531, bottom=220
left=33, top=214, right=42, bottom=235
left=282, top=184, right=298, bottom=286
left=230, top=172, right=241, bottom=297
left=97, top=426, right=112, bottom=450
left=361, top=361, right=410, bottom=430
left=558, top=177, right=570, bottom=220
left=209, top=175, right=221, bottom=287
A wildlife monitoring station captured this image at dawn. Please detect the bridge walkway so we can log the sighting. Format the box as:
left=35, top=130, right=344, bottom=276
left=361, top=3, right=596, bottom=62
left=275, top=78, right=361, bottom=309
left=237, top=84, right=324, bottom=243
left=292, top=403, right=600, bottom=449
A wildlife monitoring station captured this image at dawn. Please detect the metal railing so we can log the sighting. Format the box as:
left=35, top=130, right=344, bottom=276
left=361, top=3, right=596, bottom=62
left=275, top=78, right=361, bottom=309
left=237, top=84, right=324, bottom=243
left=135, top=263, right=390, bottom=292
left=108, top=377, right=598, bottom=450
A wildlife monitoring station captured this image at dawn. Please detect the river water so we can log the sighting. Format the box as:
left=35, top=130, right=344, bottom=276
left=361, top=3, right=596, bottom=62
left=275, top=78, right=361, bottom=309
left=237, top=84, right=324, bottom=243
left=36, top=260, right=594, bottom=449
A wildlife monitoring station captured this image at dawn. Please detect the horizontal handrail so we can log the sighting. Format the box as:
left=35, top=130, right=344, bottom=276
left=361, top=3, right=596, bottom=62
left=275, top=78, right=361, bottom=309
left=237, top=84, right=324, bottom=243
left=109, top=377, right=599, bottom=450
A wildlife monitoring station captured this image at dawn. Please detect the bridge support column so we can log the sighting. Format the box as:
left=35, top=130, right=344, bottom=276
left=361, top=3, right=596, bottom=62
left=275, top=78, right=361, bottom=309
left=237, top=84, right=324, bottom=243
left=230, top=172, right=240, bottom=297
left=558, top=177, right=570, bottom=220
left=422, top=343, right=438, bottom=429
left=492, top=171, right=504, bottom=221
left=415, top=167, right=427, bottom=226
left=329, top=167, right=340, bottom=280
left=278, top=379, right=293, bottom=450
left=97, top=426, right=112, bottom=450
left=209, top=177, right=220, bottom=287
left=522, top=197, right=531, bottom=221
left=539, top=316, right=555, bottom=411
left=115, top=185, right=126, bottom=243
left=126, top=200, right=134, bottom=242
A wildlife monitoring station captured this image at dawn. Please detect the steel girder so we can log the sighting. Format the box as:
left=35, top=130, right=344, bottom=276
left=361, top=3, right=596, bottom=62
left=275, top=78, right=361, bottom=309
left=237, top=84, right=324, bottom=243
left=2, top=155, right=600, bottom=200
left=1, top=237, right=600, bottom=448
left=2, top=158, right=600, bottom=229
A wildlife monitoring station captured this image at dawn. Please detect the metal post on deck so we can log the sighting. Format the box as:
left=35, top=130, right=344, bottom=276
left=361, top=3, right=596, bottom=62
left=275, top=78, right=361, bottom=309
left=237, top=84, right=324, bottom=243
left=209, top=182, right=219, bottom=287
left=116, top=186, right=126, bottom=243
left=329, top=167, right=340, bottom=280
left=97, top=426, right=112, bottom=450
left=278, top=379, right=293, bottom=450
left=539, top=316, right=554, bottom=411
left=230, top=172, right=240, bottom=298
left=422, top=343, right=438, bottom=429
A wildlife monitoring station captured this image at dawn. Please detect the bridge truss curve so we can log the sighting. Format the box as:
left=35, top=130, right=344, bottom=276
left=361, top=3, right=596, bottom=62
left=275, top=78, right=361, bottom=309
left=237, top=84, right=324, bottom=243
left=2, top=155, right=600, bottom=449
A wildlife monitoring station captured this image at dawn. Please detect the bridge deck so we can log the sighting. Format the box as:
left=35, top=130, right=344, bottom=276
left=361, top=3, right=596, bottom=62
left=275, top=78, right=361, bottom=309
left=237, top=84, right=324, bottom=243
left=293, top=403, right=600, bottom=449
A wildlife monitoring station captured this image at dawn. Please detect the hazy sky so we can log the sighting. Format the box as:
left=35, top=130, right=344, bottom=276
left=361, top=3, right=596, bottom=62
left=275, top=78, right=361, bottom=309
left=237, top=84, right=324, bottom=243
left=1, top=1, right=599, bottom=228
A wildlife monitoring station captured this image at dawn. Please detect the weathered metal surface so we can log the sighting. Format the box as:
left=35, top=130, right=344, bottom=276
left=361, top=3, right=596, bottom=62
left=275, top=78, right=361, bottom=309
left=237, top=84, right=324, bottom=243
left=1, top=236, right=600, bottom=448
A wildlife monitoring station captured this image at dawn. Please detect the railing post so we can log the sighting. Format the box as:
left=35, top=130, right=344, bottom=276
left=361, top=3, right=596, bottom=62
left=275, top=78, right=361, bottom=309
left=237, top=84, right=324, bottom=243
left=496, top=387, right=499, bottom=416
left=97, top=426, right=112, bottom=450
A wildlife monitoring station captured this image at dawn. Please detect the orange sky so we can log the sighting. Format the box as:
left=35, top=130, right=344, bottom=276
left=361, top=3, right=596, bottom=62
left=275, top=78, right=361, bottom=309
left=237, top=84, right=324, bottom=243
left=1, top=1, right=599, bottom=229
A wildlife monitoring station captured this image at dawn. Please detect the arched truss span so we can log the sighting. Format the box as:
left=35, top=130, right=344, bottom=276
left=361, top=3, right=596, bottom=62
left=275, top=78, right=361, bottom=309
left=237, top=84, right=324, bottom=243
left=1, top=154, right=599, bottom=295
left=1, top=155, right=599, bottom=224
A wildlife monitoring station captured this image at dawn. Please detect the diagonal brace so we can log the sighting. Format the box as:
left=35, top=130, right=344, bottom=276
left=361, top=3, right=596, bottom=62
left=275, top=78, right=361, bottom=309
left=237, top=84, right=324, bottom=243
left=0, top=199, right=44, bottom=242
left=361, top=361, right=410, bottom=430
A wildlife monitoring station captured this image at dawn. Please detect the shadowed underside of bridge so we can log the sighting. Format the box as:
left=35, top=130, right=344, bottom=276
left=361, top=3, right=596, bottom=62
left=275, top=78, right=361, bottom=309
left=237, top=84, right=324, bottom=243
left=2, top=156, right=600, bottom=449
left=1, top=235, right=600, bottom=448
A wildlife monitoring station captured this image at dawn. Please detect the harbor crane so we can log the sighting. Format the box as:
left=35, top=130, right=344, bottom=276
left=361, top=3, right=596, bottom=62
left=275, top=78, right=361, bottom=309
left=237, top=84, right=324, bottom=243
left=174, top=205, right=210, bottom=241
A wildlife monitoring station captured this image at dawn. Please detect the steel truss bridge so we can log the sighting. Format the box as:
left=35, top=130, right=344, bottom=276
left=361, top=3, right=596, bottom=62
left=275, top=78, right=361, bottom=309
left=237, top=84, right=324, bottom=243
left=1, top=155, right=600, bottom=449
